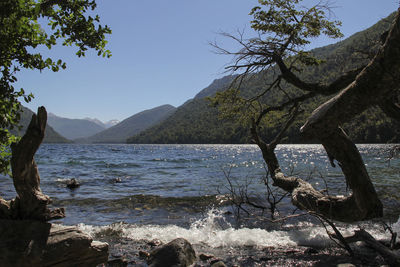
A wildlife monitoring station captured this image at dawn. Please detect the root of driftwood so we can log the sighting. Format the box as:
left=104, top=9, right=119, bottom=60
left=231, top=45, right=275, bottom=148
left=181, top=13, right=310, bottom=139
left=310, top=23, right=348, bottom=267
left=332, top=229, right=400, bottom=267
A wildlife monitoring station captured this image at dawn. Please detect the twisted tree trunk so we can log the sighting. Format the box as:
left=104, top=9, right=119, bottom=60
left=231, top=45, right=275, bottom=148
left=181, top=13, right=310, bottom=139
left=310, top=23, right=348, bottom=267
left=0, top=107, right=65, bottom=220
left=253, top=9, right=400, bottom=222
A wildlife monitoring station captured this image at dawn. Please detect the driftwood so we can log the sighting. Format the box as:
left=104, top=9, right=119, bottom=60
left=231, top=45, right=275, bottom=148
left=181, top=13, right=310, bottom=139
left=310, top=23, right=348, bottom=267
left=333, top=229, right=400, bottom=267
left=0, top=107, right=109, bottom=266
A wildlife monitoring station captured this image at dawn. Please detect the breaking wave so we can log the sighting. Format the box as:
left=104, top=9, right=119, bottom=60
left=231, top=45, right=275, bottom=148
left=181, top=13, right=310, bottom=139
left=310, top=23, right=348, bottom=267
left=78, top=209, right=397, bottom=249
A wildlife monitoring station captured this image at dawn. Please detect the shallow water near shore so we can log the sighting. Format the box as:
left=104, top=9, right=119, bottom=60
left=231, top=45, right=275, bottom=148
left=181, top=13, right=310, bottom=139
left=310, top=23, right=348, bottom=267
left=1, top=144, right=399, bottom=264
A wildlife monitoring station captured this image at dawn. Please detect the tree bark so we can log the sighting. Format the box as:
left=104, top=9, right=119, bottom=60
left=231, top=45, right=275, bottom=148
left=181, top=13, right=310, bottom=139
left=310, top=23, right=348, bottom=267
left=0, top=107, right=66, bottom=220
left=2, top=107, right=65, bottom=220
left=299, top=9, right=400, bottom=220
left=252, top=9, right=400, bottom=222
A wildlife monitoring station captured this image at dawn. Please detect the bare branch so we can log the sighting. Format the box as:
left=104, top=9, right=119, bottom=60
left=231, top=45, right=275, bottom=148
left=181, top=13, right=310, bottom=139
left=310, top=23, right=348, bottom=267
left=310, top=212, right=354, bottom=256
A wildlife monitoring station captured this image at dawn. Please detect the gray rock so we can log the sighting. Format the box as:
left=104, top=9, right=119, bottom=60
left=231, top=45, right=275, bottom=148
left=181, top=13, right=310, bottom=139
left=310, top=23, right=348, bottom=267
left=147, top=238, right=196, bottom=267
left=0, top=219, right=108, bottom=267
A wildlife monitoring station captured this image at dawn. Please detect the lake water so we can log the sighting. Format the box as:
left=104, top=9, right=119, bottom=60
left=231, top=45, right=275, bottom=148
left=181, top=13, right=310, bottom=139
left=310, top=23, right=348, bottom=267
left=1, top=144, right=399, bottom=249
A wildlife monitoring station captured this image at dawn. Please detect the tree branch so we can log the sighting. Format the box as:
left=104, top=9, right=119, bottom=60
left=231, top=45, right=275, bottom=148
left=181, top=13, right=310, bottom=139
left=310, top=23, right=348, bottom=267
left=273, top=54, right=365, bottom=96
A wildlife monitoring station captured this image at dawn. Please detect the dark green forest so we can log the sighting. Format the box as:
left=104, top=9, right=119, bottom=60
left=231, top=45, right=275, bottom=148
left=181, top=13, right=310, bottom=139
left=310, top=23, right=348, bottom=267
left=128, top=12, right=400, bottom=144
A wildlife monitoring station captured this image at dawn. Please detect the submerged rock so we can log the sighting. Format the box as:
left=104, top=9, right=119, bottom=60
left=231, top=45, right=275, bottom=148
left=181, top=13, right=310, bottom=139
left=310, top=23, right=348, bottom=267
left=66, top=178, right=80, bottom=189
left=147, top=238, right=196, bottom=267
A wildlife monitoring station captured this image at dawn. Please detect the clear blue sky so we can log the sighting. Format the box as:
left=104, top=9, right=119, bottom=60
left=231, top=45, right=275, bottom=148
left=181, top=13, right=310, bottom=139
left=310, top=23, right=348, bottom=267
left=18, top=0, right=398, bottom=122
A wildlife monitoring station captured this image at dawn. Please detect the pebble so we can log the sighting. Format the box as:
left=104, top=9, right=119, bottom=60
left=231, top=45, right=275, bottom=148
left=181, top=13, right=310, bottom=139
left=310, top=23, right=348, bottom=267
left=147, top=239, right=162, bottom=247
left=210, top=258, right=223, bottom=265
left=304, top=247, right=319, bottom=254
left=199, top=253, right=214, bottom=261
left=210, top=261, right=227, bottom=267
left=107, top=257, right=128, bottom=267
left=259, top=256, right=271, bottom=261
left=138, top=250, right=150, bottom=259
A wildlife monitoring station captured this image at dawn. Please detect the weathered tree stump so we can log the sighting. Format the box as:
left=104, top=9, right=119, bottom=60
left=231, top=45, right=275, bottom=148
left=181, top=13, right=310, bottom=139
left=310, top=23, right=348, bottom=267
left=0, top=107, right=109, bottom=266
left=0, top=106, right=65, bottom=220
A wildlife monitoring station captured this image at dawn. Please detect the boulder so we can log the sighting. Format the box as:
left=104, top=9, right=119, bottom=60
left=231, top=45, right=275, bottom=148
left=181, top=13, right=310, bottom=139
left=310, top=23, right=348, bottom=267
left=147, top=238, right=196, bottom=267
left=0, top=219, right=108, bottom=267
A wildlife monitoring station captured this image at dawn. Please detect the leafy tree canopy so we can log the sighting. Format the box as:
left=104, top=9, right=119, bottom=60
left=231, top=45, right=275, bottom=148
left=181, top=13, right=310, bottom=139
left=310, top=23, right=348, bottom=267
left=0, top=0, right=111, bottom=174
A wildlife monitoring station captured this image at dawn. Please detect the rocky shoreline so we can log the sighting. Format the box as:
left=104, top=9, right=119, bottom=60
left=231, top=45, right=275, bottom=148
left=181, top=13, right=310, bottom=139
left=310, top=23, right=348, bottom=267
left=102, top=236, right=389, bottom=267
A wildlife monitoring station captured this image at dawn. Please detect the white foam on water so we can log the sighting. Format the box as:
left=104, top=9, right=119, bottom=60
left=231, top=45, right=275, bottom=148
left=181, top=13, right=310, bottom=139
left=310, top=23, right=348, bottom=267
left=78, top=209, right=394, bottom=249
left=393, top=216, right=400, bottom=236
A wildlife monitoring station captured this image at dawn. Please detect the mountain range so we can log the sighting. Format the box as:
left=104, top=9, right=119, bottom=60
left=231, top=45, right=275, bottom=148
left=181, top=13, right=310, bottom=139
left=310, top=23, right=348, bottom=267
left=127, top=12, right=400, bottom=144
left=83, top=117, right=120, bottom=129
left=10, top=107, right=70, bottom=143
left=15, top=104, right=177, bottom=144
left=76, top=105, right=176, bottom=143
left=13, top=12, right=399, bottom=145
left=47, top=113, right=107, bottom=140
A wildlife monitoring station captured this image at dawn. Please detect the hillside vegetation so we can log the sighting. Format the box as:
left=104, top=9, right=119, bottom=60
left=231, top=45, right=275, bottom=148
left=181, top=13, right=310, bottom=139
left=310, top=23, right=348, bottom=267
left=128, top=12, right=399, bottom=144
